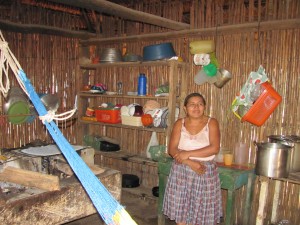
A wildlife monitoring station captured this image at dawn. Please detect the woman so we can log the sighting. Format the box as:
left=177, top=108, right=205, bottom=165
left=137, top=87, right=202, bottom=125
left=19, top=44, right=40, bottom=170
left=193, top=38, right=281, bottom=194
left=163, top=92, right=222, bottom=225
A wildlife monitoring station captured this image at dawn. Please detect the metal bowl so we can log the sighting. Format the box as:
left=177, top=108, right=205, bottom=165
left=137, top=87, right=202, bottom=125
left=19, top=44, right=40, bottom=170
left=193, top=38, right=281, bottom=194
left=123, top=53, right=142, bottom=62
left=39, top=94, right=60, bottom=112
left=99, top=48, right=123, bottom=63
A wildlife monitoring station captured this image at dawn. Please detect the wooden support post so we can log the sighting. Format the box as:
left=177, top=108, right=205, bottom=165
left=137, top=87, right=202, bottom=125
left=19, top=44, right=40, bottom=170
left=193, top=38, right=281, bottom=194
left=256, top=176, right=269, bottom=225
left=271, top=180, right=282, bottom=223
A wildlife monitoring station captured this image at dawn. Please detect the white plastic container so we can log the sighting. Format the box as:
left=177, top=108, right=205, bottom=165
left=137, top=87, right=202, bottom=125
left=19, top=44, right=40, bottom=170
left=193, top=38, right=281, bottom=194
left=234, top=143, right=249, bottom=165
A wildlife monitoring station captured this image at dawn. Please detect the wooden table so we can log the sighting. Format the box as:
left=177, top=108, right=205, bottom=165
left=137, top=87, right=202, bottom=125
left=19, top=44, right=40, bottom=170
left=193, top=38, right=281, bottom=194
left=0, top=167, right=121, bottom=225
left=157, top=158, right=255, bottom=225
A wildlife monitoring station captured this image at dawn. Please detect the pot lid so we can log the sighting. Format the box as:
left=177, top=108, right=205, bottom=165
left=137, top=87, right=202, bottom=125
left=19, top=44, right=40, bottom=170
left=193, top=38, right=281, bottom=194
left=7, top=101, right=30, bottom=124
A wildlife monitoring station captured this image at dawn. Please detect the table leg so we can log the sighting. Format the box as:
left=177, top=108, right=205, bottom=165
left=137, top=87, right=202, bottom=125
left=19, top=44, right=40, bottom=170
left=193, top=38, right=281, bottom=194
left=225, top=190, right=235, bottom=225
left=243, top=173, right=255, bottom=225
left=158, top=172, right=167, bottom=225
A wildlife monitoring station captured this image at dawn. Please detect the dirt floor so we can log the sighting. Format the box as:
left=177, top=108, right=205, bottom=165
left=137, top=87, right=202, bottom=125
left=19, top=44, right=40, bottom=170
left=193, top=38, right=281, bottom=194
left=64, top=187, right=176, bottom=225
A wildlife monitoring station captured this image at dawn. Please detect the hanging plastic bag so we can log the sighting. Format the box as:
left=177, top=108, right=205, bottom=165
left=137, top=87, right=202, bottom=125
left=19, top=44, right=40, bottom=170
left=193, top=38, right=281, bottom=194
left=146, top=131, right=159, bottom=158
left=231, top=65, right=269, bottom=119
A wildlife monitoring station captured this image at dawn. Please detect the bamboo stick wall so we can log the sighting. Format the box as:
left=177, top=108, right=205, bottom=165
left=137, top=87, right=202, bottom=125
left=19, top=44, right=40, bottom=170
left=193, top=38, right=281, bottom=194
left=0, top=33, right=80, bottom=148
left=0, top=0, right=299, bottom=224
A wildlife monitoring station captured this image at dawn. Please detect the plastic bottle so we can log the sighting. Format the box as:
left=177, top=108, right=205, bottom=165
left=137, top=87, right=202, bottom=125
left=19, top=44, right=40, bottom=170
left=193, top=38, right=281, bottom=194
left=138, top=73, right=147, bottom=96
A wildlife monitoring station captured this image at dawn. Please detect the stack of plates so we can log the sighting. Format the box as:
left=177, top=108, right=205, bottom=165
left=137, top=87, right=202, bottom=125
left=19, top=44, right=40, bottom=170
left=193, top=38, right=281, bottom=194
left=146, top=107, right=179, bottom=128
left=160, top=107, right=180, bottom=128
left=100, top=48, right=123, bottom=63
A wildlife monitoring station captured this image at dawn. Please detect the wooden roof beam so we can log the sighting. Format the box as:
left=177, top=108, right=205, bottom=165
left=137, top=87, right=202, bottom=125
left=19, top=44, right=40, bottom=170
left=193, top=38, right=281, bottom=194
left=48, top=0, right=190, bottom=31
left=80, top=18, right=300, bottom=45
left=0, top=19, right=96, bottom=39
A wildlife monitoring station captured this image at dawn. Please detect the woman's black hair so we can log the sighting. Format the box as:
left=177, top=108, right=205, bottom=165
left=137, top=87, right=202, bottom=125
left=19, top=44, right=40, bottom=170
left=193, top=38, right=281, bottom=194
left=184, top=93, right=206, bottom=106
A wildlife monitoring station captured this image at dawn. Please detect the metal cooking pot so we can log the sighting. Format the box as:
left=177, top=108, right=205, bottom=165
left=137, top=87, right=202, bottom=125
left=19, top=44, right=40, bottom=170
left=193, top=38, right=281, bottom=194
left=268, top=135, right=300, bottom=172
left=255, top=142, right=292, bottom=178
left=122, top=174, right=140, bottom=188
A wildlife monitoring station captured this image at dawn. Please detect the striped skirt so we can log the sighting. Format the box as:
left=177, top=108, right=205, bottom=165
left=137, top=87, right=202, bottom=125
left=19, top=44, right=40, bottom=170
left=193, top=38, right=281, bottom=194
left=163, top=160, right=222, bottom=225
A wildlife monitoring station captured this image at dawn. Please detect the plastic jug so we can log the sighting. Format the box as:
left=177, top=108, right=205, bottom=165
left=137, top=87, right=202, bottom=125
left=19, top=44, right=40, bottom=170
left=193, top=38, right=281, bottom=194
left=234, top=143, right=249, bottom=165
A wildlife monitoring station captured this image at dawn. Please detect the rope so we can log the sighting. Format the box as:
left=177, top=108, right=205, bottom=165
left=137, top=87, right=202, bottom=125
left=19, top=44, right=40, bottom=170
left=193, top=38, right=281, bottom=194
left=39, top=108, right=77, bottom=124
left=0, top=31, right=77, bottom=123
left=0, top=31, right=137, bottom=225
left=0, top=32, right=27, bottom=97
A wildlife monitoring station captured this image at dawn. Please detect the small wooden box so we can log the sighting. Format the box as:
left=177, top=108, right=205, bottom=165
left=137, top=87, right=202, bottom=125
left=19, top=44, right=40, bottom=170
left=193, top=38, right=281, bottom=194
left=121, top=115, right=142, bottom=126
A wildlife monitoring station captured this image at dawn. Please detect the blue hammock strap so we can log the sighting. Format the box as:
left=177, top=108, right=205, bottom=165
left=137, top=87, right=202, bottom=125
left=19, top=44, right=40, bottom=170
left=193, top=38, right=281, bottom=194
left=17, top=69, right=136, bottom=225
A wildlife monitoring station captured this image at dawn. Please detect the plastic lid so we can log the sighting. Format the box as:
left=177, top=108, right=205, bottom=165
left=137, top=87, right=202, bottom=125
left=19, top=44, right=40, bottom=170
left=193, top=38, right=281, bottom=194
left=7, top=101, right=30, bottom=124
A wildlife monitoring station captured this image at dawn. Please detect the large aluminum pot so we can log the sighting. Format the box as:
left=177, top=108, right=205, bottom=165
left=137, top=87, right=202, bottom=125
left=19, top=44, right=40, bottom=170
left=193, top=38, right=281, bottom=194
left=268, top=135, right=300, bottom=172
left=255, top=142, right=292, bottom=178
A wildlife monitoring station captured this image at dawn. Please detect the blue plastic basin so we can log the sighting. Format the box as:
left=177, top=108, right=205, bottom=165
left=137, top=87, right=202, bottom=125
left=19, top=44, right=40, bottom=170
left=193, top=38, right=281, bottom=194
left=143, top=43, right=176, bottom=61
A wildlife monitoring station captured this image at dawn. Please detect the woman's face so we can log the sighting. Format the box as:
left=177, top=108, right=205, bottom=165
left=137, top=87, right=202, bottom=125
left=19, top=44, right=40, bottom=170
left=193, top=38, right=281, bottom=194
left=185, top=96, right=206, bottom=117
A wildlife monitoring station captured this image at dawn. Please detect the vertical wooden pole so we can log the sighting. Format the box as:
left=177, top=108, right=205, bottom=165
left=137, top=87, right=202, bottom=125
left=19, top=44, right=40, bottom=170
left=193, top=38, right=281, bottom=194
left=271, top=180, right=282, bottom=223
left=256, top=176, right=269, bottom=225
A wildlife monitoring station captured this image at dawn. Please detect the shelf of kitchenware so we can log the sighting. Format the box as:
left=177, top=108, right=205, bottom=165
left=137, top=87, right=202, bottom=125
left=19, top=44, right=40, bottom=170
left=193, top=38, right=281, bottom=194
left=79, top=60, right=187, bottom=69
left=77, top=60, right=189, bottom=164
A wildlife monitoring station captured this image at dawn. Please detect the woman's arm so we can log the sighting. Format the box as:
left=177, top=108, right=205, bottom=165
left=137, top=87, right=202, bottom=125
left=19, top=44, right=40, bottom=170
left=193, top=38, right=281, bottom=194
left=167, top=118, right=182, bottom=158
left=174, top=118, right=220, bottom=162
left=169, top=118, right=206, bottom=174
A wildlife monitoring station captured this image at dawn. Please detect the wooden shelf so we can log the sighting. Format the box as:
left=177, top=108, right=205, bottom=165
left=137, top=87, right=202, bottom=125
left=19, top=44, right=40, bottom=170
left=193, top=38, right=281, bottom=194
left=80, top=60, right=187, bottom=69
left=79, top=118, right=166, bottom=133
left=78, top=55, right=189, bottom=189
left=78, top=92, right=170, bottom=100
left=95, top=150, right=160, bottom=167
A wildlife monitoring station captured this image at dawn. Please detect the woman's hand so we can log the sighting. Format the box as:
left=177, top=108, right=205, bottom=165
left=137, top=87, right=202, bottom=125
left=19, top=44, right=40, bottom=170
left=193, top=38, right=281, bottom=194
left=183, top=159, right=206, bottom=175
left=174, top=150, right=190, bottom=163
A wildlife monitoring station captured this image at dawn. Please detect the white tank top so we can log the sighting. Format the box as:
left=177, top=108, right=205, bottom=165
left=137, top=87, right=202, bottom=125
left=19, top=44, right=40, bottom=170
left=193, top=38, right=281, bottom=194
left=178, top=118, right=215, bottom=161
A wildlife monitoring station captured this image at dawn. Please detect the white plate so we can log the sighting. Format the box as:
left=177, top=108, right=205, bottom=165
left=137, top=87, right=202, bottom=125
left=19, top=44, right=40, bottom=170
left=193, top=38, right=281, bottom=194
left=127, top=92, right=138, bottom=96
left=89, top=90, right=102, bottom=93
left=21, top=145, right=85, bottom=156
left=121, top=106, right=130, bottom=116
left=106, top=91, right=117, bottom=95
left=152, top=109, right=163, bottom=127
